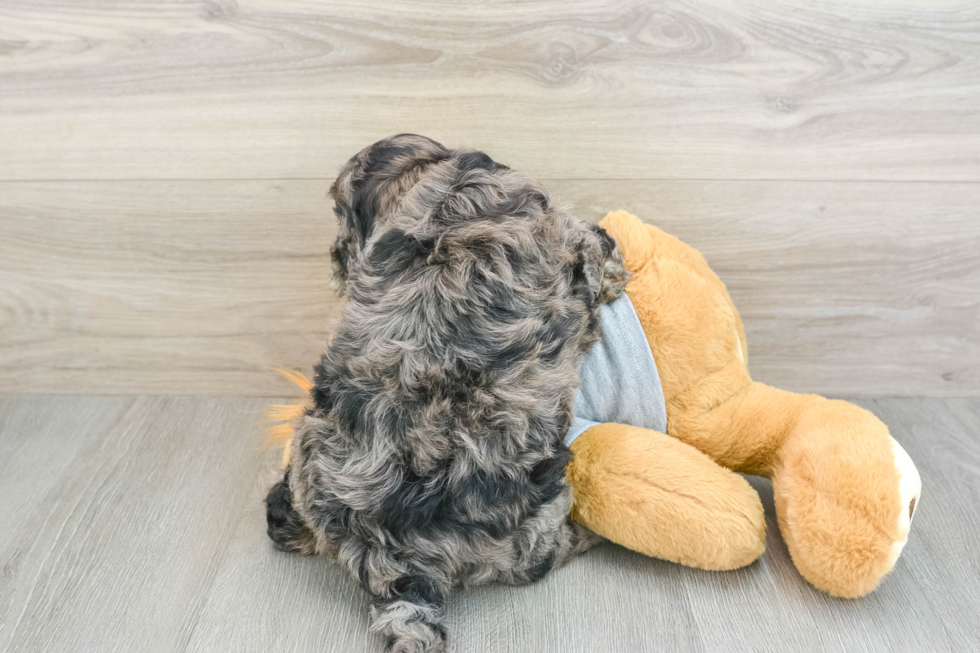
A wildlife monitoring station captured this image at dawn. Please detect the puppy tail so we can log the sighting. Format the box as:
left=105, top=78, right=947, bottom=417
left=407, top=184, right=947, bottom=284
left=262, top=368, right=313, bottom=466
left=370, top=575, right=448, bottom=653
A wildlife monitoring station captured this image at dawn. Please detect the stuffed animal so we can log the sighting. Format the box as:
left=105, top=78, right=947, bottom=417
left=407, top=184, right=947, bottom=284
left=564, top=210, right=921, bottom=598
left=266, top=210, right=921, bottom=599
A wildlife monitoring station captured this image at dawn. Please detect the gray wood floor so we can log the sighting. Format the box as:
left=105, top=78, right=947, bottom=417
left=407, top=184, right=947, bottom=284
left=1, top=395, right=977, bottom=653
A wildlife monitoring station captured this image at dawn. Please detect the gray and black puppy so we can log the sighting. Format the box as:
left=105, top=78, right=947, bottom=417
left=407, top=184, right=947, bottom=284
left=265, top=134, right=628, bottom=653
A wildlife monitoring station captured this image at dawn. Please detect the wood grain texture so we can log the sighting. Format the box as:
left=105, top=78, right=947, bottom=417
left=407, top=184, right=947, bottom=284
left=0, top=180, right=338, bottom=395
left=2, top=179, right=978, bottom=396
left=1, top=2, right=977, bottom=649
left=551, top=179, right=980, bottom=397
left=0, top=0, right=979, bottom=181
left=0, top=395, right=270, bottom=653
left=0, top=395, right=977, bottom=652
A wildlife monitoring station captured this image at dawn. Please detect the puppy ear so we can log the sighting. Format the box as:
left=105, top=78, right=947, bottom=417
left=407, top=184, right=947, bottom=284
left=328, top=163, right=369, bottom=295
left=569, top=223, right=629, bottom=307
left=591, top=223, right=629, bottom=303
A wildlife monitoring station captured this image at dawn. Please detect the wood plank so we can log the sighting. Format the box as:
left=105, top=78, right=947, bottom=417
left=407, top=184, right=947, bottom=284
left=0, top=180, right=338, bottom=396
left=184, top=496, right=707, bottom=653
left=851, top=397, right=980, bottom=652
left=0, top=395, right=280, bottom=653
left=1, top=0, right=978, bottom=181
left=0, top=395, right=139, bottom=652
left=0, top=395, right=977, bottom=652
left=551, top=179, right=980, bottom=397
left=1, top=179, right=978, bottom=396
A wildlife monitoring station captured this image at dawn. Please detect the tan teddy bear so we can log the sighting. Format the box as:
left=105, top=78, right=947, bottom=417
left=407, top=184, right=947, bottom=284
left=565, top=210, right=921, bottom=598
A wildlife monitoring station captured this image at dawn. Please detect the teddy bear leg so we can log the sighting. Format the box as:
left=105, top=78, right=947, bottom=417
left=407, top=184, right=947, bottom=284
left=672, top=381, right=921, bottom=597
left=566, top=423, right=765, bottom=571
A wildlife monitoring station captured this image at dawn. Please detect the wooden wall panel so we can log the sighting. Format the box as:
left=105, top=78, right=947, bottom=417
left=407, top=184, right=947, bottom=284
left=0, top=0, right=977, bottom=395
left=0, top=0, right=978, bottom=181
left=1, top=179, right=977, bottom=396
left=0, top=181, right=337, bottom=395
left=552, top=180, right=980, bottom=396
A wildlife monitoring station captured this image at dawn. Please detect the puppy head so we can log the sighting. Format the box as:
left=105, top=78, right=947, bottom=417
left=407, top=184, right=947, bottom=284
left=329, top=134, right=451, bottom=293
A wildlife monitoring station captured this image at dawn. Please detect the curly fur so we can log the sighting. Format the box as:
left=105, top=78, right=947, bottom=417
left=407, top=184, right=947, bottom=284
left=265, top=134, right=627, bottom=653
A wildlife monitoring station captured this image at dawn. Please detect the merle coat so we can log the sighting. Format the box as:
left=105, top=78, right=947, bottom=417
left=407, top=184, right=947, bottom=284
left=265, top=134, right=627, bottom=653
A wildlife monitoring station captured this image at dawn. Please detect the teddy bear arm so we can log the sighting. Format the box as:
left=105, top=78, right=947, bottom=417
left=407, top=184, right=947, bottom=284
left=566, top=422, right=765, bottom=571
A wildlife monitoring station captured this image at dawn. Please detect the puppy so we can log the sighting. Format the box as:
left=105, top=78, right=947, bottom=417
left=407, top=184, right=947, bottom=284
left=265, top=135, right=627, bottom=653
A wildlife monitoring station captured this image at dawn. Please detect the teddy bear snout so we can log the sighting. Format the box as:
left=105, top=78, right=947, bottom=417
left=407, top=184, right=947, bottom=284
left=887, top=436, right=921, bottom=567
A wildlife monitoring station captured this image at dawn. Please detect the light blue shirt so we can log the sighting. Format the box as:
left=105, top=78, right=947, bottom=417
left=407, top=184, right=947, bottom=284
left=565, top=294, right=667, bottom=446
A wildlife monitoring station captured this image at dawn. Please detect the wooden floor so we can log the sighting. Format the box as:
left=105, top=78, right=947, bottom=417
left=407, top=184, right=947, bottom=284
left=0, top=394, right=977, bottom=653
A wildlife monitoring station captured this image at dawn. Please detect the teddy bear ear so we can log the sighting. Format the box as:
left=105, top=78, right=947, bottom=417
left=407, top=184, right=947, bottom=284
left=597, top=211, right=658, bottom=272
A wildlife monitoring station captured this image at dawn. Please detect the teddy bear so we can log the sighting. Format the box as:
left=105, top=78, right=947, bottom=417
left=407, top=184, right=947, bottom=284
left=563, top=210, right=921, bottom=598
left=266, top=209, right=921, bottom=599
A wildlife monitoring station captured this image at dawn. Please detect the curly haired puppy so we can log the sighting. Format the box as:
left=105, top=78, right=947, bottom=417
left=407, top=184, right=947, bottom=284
left=265, top=134, right=627, bottom=652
